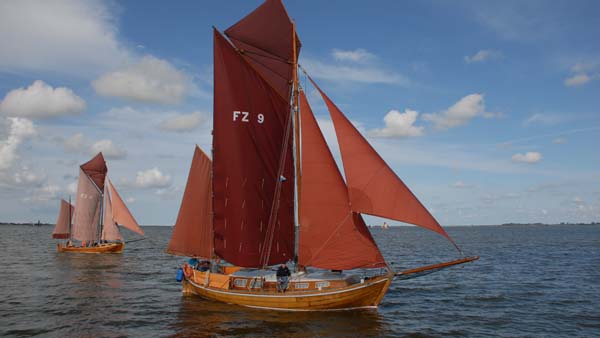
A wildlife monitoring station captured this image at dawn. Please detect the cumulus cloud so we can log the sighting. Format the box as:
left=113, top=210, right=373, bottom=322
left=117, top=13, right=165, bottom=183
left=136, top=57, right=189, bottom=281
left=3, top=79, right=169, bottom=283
left=511, top=151, right=542, bottom=164
left=64, top=133, right=87, bottom=153
left=0, top=81, right=85, bottom=119
left=423, top=94, right=500, bottom=130
left=13, top=166, right=46, bottom=186
left=159, top=112, right=205, bottom=132
left=0, top=117, right=36, bottom=171
left=464, top=49, right=503, bottom=63
left=133, top=168, right=171, bottom=189
left=564, top=61, right=600, bottom=87
left=92, top=56, right=191, bottom=104
left=89, top=139, right=127, bottom=159
left=0, top=0, right=130, bottom=76
left=332, top=48, right=376, bottom=63
left=564, top=74, right=591, bottom=87
left=368, top=109, right=424, bottom=138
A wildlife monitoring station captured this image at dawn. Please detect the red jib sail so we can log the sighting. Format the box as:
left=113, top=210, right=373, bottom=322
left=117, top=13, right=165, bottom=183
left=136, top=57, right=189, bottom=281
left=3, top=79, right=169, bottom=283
left=102, top=184, right=122, bottom=241
left=108, top=179, right=144, bottom=236
left=80, top=152, right=107, bottom=191
left=167, top=146, right=213, bottom=258
left=298, top=91, right=385, bottom=270
left=213, top=29, right=295, bottom=267
left=225, top=0, right=301, bottom=100
left=311, top=80, right=458, bottom=249
left=52, top=199, right=74, bottom=239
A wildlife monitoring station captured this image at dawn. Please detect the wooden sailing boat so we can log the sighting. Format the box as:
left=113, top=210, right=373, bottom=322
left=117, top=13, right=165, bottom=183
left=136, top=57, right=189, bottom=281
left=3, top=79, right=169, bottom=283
left=167, top=0, right=478, bottom=311
left=54, top=152, right=144, bottom=253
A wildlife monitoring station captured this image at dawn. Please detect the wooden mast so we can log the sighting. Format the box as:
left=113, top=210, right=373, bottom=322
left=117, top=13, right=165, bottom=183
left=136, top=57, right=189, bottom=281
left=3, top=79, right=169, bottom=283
left=292, top=24, right=301, bottom=221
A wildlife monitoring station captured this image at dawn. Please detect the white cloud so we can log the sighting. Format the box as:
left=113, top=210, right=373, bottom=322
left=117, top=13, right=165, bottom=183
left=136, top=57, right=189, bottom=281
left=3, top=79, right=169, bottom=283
left=512, top=152, right=543, bottom=164
left=92, top=56, right=191, bottom=104
left=13, top=166, right=46, bottom=186
left=553, top=137, right=567, bottom=144
left=451, top=181, right=474, bottom=189
left=159, top=112, right=205, bottom=132
left=133, top=168, right=171, bottom=189
left=0, top=81, right=85, bottom=119
left=523, top=113, right=562, bottom=126
left=0, top=0, right=130, bottom=76
left=564, top=74, right=591, bottom=87
left=301, top=53, right=409, bottom=85
left=64, top=133, right=87, bottom=152
left=422, top=94, right=500, bottom=130
left=126, top=197, right=136, bottom=203
left=332, top=48, right=376, bottom=63
left=368, top=109, right=424, bottom=138
left=464, top=49, right=503, bottom=63
left=89, top=139, right=127, bottom=159
left=0, top=117, right=36, bottom=171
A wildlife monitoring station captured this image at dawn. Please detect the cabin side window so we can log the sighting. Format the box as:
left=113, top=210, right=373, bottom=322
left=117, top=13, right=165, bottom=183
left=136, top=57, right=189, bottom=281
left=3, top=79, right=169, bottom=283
left=234, top=279, right=247, bottom=287
left=316, top=281, right=330, bottom=289
left=294, top=283, right=309, bottom=289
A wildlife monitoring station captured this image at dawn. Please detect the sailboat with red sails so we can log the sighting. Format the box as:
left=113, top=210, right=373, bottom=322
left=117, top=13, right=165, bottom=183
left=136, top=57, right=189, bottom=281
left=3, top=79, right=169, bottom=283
left=53, top=152, right=144, bottom=253
left=167, top=0, right=478, bottom=310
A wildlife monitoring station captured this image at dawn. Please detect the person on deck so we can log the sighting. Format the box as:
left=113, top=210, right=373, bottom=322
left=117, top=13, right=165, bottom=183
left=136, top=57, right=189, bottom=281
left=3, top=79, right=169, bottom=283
left=276, top=263, right=291, bottom=292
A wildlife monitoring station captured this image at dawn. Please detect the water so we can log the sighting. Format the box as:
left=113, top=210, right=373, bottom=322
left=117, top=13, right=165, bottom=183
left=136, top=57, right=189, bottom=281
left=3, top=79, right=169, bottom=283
left=1, top=225, right=599, bottom=337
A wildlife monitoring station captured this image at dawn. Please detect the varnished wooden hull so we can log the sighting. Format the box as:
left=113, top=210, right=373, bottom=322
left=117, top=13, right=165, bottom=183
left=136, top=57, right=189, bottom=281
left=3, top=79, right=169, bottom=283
left=182, top=272, right=393, bottom=311
left=57, top=242, right=124, bottom=253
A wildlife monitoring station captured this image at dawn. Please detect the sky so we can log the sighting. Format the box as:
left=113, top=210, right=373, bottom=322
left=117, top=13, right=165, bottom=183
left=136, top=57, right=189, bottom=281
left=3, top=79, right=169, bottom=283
left=0, top=0, right=599, bottom=226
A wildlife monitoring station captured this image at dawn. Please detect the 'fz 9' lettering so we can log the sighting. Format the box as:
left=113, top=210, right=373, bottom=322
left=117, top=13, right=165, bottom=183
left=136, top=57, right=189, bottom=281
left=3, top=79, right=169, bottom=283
left=233, top=111, right=265, bottom=124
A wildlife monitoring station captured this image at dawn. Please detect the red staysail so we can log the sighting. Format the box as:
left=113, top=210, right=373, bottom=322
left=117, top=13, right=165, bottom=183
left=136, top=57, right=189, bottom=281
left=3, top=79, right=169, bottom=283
left=213, top=29, right=295, bottom=267
left=80, top=152, right=107, bottom=191
left=108, top=180, right=144, bottom=236
left=101, top=184, right=122, bottom=241
left=167, top=146, right=213, bottom=258
left=71, top=168, right=102, bottom=242
left=298, top=91, right=385, bottom=270
left=311, top=80, right=458, bottom=249
left=225, top=0, right=300, bottom=100
left=52, top=199, right=74, bottom=239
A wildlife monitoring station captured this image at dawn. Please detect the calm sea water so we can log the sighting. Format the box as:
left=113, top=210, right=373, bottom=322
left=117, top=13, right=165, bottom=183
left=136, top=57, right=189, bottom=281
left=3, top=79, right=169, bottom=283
left=0, top=224, right=598, bottom=337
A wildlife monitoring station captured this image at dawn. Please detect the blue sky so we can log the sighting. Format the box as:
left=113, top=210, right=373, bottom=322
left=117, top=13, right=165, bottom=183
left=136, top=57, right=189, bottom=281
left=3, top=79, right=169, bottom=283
left=0, top=0, right=598, bottom=226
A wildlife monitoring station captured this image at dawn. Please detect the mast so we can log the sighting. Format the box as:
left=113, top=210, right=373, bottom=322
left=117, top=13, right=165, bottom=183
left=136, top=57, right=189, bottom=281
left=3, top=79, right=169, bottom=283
left=292, top=20, right=301, bottom=262
left=68, top=195, right=72, bottom=241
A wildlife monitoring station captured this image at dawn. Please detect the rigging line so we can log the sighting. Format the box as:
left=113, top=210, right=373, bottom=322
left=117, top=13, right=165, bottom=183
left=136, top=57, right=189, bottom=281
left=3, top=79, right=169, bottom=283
left=225, top=34, right=292, bottom=63
left=241, top=51, right=292, bottom=83
left=260, top=97, right=295, bottom=268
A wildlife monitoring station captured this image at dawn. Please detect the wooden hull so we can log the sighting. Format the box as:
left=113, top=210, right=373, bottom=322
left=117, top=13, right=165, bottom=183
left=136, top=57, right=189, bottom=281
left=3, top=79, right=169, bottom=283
left=57, top=242, right=124, bottom=253
left=182, top=272, right=394, bottom=311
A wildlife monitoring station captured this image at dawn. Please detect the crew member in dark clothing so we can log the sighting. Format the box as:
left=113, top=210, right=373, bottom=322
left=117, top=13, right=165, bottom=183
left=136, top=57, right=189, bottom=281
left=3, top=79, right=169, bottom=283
left=276, top=264, right=291, bottom=292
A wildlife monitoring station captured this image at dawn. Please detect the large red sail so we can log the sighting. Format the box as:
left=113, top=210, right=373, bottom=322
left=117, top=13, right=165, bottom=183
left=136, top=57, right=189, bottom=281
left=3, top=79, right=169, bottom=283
left=312, top=80, right=458, bottom=248
left=213, top=29, right=295, bottom=267
left=167, top=146, right=213, bottom=258
left=71, top=168, right=102, bottom=242
left=81, top=152, right=107, bottom=191
left=108, top=180, right=144, bottom=236
left=225, top=0, right=300, bottom=100
left=298, top=92, right=385, bottom=270
left=52, top=199, right=74, bottom=239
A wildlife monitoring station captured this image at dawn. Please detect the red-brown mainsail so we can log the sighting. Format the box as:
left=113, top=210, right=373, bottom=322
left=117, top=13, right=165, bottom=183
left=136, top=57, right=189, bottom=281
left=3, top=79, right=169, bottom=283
left=167, top=145, right=213, bottom=258
left=212, top=28, right=295, bottom=268
left=298, top=91, right=385, bottom=270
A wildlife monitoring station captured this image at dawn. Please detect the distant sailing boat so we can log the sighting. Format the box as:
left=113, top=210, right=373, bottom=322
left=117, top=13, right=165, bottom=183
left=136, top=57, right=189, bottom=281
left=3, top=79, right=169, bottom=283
left=53, top=152, right=144, bottom=253
left=167, top=0, right=478, bottom=310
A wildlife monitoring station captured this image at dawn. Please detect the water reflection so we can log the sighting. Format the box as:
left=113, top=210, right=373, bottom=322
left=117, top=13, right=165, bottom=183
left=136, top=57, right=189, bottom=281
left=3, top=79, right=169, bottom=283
left=171, top=295, right=388, bottom=337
